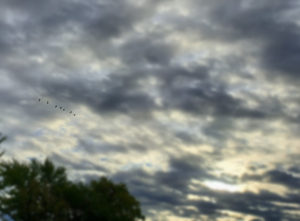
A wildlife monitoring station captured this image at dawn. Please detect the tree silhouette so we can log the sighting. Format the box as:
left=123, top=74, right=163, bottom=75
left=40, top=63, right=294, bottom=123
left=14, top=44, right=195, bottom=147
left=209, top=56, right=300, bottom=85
left=0, top=158, right=145, bottom=221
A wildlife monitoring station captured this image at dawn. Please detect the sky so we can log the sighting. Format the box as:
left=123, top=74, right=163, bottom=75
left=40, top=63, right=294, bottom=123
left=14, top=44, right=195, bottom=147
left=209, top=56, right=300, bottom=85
left=0, top=0, right=300, bottom=220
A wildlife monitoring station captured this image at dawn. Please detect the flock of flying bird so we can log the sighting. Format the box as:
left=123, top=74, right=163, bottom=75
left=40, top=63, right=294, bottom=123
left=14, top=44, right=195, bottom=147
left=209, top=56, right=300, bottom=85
left=38, top=98, right=76, bottom=116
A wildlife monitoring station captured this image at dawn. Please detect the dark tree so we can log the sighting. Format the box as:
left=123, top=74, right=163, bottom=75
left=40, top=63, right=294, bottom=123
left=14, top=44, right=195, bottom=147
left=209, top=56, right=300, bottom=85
left=0, top=158, right=145, bottom=221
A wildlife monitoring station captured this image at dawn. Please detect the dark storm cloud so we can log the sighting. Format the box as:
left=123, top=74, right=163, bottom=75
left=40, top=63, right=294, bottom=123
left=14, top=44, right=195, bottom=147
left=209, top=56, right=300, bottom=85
left=155, top=155, right=212, bottom=191
left=111, top=155, right=210, bottom=215
left=289, top=165, right=300, bottom=174
left=112, top=155, right=213, bottom=199
left=115, top=150, right=293, bottom=220
left=50, top=152, right=107, bottom=173
left=266, top=170, right=300, bottom=188
left=200, top=190, right=285, bottom=221
left=1, top=0, right=300, bottom=220
left=157, top=65, right=276, bottom=120
left=96, top=89, right=155, bottom=113
left=0, top=0, right=144, bottom=41
left=163, top=82, right=261, bottom=117
left=0, top=21, right=15, bottom=55
left=0, top=0, right=75, bottom=45
left=174, top=131, right=201, bottom=144
left=190, top=0, right=300, bottom=80
left=120, top=36, right=175, bottom=65
left=76, top=138, right=126, bottom=154
left=112, top=155, right=300, bottom=220
left=1, top=0, right=289, bottom=123
left=197, top=190, right=299, bottom=220
left=16, top=60, right=285, bottom=123
left=0, top=0, right=165, bottom=77
left=242, top=168, right=300, bottom=189
left=1, top=0, right=298, bottom=118
left=21, top=70, right=282, bottom=151
left=84, top=1, right=141, bottom=40
left=40, top=74, right=156, bottom=114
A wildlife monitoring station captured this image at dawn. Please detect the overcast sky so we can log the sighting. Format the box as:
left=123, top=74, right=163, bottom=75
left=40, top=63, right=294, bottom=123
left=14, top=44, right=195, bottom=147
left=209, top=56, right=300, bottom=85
left=1, top=0, right=300, bottom=220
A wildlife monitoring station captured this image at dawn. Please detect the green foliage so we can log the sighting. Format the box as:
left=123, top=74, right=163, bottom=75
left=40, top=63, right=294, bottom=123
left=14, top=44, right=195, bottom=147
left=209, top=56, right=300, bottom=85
left=0, top=158, right=145, bottom=221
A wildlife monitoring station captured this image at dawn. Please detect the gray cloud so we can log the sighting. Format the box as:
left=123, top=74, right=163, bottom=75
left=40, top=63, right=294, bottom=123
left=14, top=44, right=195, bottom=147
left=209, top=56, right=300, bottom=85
left=76, top=138, right=126, bottom=154
left=50, top=152, right=107, bottom=174
left=120, top=36, right=176, bottom=65
left=112, top=155, right=300, bottom=220
left=1, top=0, right=300, bottom=220
left=197, top=0, right=300, bottom=80
left=243, top=168, right=300, bottom=189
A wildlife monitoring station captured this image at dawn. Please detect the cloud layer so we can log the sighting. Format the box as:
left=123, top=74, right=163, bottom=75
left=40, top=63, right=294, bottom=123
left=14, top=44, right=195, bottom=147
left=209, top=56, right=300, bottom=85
left=1, top=0, right=300, bottom=220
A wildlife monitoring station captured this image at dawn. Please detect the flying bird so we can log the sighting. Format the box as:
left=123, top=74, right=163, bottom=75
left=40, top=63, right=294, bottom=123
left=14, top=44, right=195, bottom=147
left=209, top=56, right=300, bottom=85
left=36, top=98, right=78, bottom=117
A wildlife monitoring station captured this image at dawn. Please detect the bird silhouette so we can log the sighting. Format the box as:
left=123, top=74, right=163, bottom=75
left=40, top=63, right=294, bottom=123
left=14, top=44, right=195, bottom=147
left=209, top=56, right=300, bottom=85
left=37, top=98, right=78, bottom=117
